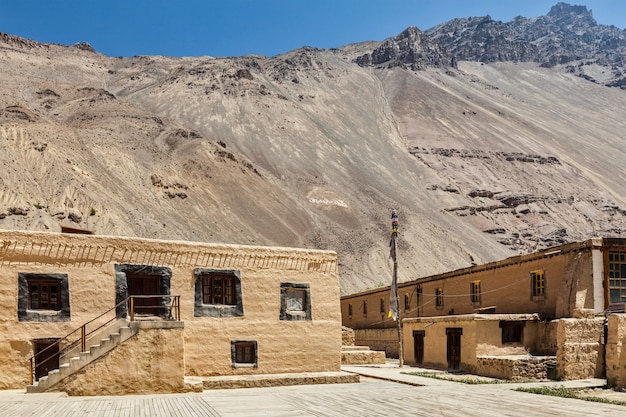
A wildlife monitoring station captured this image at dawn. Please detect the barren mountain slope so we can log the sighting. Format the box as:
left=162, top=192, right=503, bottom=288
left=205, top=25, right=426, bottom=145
left=0, top=29, right=625, bottom=295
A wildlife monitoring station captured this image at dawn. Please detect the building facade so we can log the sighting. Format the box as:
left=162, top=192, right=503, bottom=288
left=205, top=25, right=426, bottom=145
left=0, top=230, right=342, bottom=391
left=341, top=238, right=626, bottom=380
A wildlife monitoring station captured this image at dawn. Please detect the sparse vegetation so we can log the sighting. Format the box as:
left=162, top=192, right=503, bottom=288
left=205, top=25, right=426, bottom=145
left=402, top=371, right=507, bottom=384
left=515, top=386, right=626, bottom=406
left=90, top=208, right=96, bottom=216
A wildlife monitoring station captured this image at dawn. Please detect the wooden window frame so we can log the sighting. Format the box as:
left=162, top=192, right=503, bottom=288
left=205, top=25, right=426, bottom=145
left=193, top=269, right=243, bottom=318
left=363, top=300, right=368, bottom=317
left=28, top=279, right=62, bottom=311
left=379, top=297, right=385, bottom=316
left=18, top=273, right=70, bottom=322
left=609, top=252, right=626, bottom=303
left=203, top=273, right=237, bottom=305
left=348, top=303, right=353, bottom=319
left=530, top=270, right=546, bottom=301
left=435, top=288, right=444, bottom=309
left=231, top=340, right=257, bottom=368
left=470, top=281, right=481, bottom=304
left=404, top=293, right=410, bottom=312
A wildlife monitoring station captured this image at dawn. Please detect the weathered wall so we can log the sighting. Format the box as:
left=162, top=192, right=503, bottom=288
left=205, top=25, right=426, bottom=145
left=556, top=317, right=604, bottom=380
left=475, top=356, right=553, bottom=380
left=403, top=314, right=546, bottom=375
left=354, top=328, right=396, bottom=357
left=342, top=240, right=600, bottom=330
left=59, top=322, right=185, bottom=395
left=605, top=314, right=626, bottom=388
left=0, top=230, right=340, bottom=389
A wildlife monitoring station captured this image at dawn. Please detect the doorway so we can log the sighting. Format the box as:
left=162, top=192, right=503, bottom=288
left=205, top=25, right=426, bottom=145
left=413, top=330, right=425, bottom=364
left=115, top=264, right=172, bottom=319
left=33, top=339, right=60, bottom=381
left=446, top=328, right=462, bottom=370
left=127, top=272, right=164, bottom=315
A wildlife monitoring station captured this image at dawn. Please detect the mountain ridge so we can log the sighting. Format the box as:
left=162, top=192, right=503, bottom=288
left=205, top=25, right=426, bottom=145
left=0, top=2, right=625, bottom=295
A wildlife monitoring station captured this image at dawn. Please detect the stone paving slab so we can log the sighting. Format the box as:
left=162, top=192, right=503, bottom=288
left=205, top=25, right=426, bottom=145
left=0, top=364, right=625, bottom=416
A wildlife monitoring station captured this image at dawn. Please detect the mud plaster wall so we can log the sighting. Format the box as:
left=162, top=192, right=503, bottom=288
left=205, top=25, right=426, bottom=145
left=0, top=230, right=340, bottom=389
left=59, top=323, right=185, bottom=396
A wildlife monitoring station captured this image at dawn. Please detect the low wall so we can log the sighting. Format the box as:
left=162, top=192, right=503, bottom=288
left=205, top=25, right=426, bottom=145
left=606, top=314, right=626, bottom=388
left=475, top=356, right=555, bottom=380
left=354, top=328, right=396, bottom=358
left=57, top=321, right=185, bottom=395
left=556, top=317, right=604, bottom=380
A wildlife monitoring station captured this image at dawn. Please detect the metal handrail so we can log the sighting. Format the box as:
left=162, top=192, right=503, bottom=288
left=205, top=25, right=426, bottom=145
left=27, top=294, right=181, bottom=385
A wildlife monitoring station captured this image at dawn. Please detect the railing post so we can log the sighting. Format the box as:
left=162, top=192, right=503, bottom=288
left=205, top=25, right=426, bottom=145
left=176, top=296, right=180, bottom=320
left=29, top=357, right=33, bottom=385
left=130, top=296, right=135, bottom=321
left=81, top=325, right=86, bottom=352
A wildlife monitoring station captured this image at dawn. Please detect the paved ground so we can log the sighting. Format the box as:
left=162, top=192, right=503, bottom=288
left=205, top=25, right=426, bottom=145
left=1, top=362, right=625, bottom=416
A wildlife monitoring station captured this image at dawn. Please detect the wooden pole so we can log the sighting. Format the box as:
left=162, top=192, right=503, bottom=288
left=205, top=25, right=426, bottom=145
left=392, top=234, right=403, bottom=366
left=391, top=210, right=403, bottom=367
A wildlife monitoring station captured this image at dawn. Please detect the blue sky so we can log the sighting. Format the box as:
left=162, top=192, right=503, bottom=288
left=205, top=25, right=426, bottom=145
left=0, top=1, right=624, bottom=58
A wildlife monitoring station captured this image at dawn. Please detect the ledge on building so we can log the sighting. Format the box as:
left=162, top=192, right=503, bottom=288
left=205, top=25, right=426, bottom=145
left=186, top=371, right=359, bottom=390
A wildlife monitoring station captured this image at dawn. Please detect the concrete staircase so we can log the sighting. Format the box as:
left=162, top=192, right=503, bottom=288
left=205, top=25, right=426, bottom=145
left=27, top=320, right=139, bottom=393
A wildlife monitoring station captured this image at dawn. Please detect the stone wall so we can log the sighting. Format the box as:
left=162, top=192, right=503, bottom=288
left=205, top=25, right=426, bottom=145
left=354, top=328, right=396, bottom=357
left=58, top=321, right=185, bottom=395
left=342, top=327, right=355, bottom=346
left=606, top=314, right=626, bottom=388
left=556, top=317, right=604, bottom=380
left=475, top=356, right=555, bottom=380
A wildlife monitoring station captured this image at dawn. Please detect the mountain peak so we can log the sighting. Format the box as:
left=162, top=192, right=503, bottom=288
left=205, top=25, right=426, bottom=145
left=547, top=2, right=597, bottom=26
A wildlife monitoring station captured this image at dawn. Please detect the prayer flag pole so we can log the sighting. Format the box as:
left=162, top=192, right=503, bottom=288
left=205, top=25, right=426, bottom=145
left=389, top=209, right=403, bottom=366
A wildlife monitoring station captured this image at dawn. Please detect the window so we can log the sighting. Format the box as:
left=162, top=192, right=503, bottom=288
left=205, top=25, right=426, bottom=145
left=500, top=321, right=524, bottom=344
left=404, top=293, right=410, bottom=312
left=531, top=270, right=546, bottom=300
left=609, top=252, right=626, bottom=303
left=29, top=280, right=61, bottom=310
left=435, top=288, right=444, bottom=308
left=379, top=298, right=385, bottom=316
left=231, top=340, right=257, bottom=368
left=470, top=281, right=481, bottom=304
left=363, top=300, right=368, bottom=317
left=348, top=303, right=353, bottom=319
left=204, top=273, right=236, bottom=305
left=18, top=273, right=70, bottom=322
left=194, top=269, right=243, bottom=317
left=280, top=282, right=311, bottom=321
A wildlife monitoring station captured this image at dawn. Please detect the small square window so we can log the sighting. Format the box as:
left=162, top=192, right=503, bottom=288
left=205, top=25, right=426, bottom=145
left=500, top=321, right=524, bottom=344
left=231, top=340, right=257, bottom=368
left=194, top=269, right=243, bottom=317
left=18, top=273, right=70, bottom=322
left=280, top=283, right=311, bottom=321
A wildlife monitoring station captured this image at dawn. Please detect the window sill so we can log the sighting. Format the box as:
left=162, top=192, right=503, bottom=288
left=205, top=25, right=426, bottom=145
left=532, top=296, right=546, bottom=302
left=232, top=363, right=257, bottom=369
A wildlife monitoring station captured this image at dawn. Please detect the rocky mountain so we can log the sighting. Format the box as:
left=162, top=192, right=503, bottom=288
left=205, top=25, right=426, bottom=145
left=0, top=3, right=625, bottom=295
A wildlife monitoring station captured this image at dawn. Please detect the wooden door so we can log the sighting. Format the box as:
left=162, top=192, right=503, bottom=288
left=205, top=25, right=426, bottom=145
left=413, top=330, right=425, bottom=364
left=446, top=328, right=462, bottom=370
left=127, top=273, right=162, bottom=315
left=34, top=339, right=59, bottom=381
